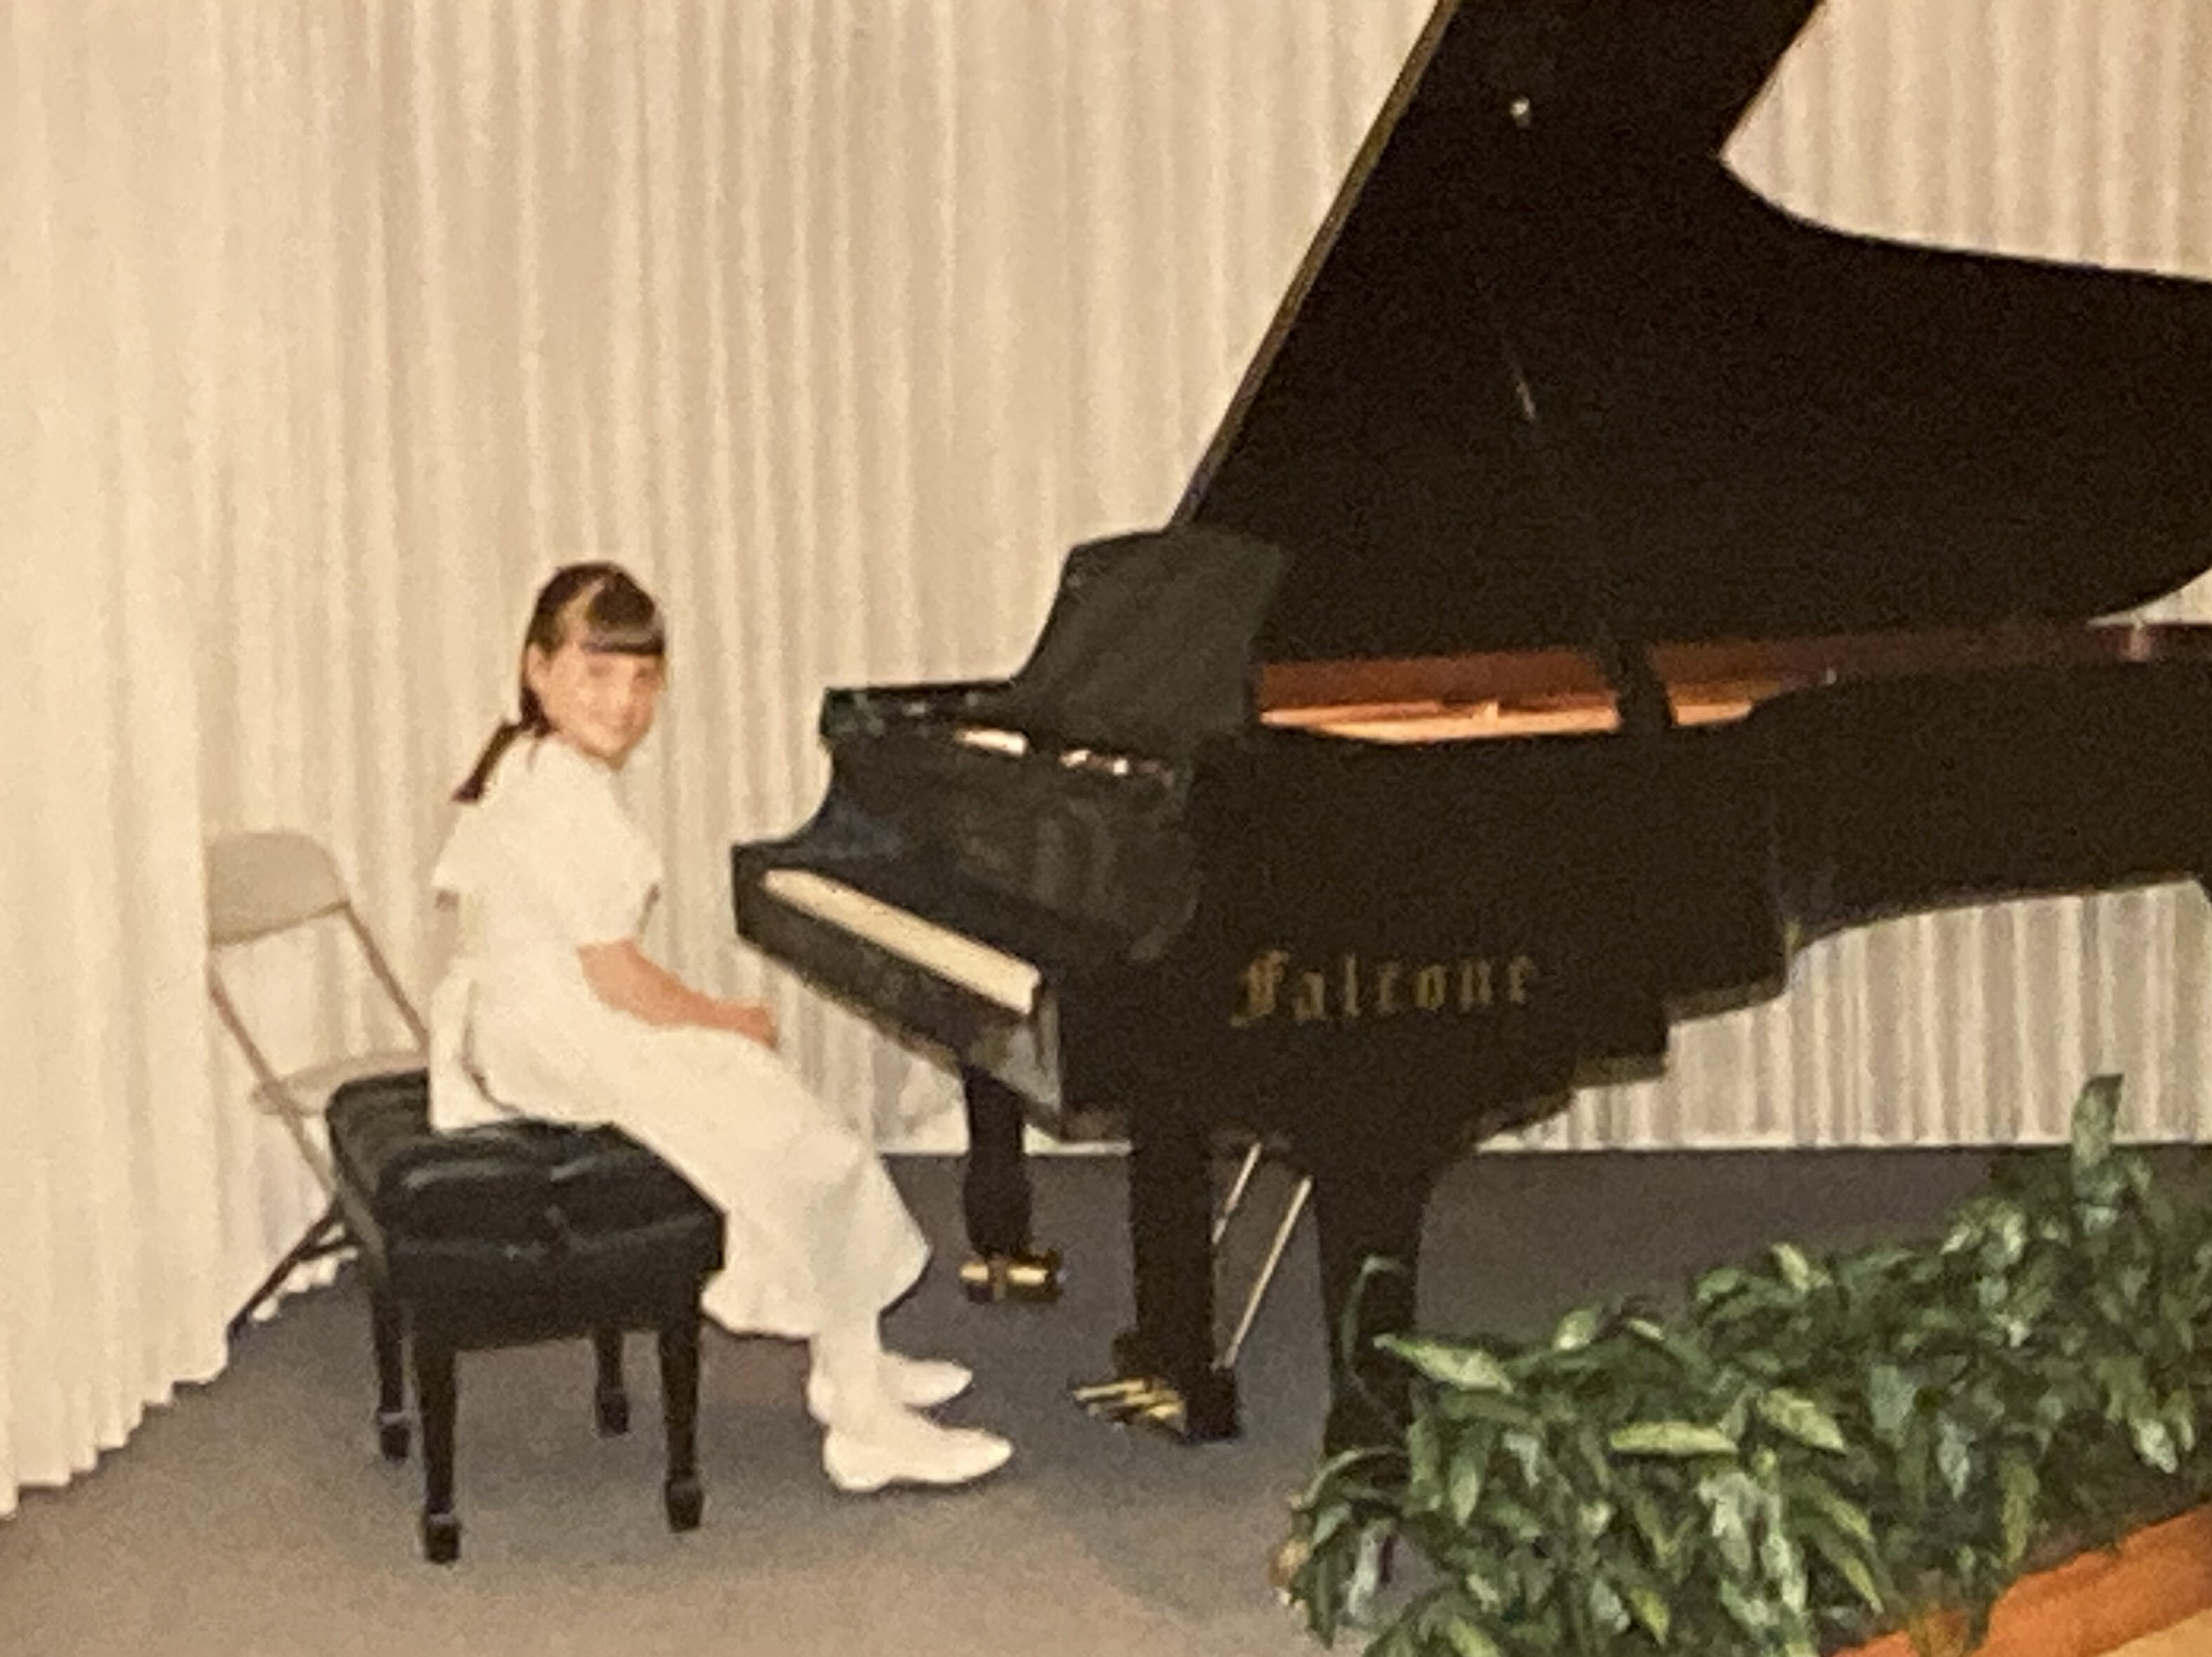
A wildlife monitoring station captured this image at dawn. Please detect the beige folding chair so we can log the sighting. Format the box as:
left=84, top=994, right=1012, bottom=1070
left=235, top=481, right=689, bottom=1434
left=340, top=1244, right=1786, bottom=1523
left=206, top=828, right=428, bottom=1340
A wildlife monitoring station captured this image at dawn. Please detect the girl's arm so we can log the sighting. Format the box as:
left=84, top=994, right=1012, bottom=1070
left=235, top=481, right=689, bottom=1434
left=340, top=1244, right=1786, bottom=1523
left=577, top=940, right=779, bottom=1047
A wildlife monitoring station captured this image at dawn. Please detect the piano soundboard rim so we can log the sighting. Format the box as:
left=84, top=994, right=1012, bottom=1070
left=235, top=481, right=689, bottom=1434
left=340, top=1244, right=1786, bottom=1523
left=1256, top=619, right=2212, bottom=744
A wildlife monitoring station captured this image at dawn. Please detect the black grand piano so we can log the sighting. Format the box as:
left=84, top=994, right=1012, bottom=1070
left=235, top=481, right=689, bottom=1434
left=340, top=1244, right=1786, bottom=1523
left=733, top=0, right=2212, bottom=1453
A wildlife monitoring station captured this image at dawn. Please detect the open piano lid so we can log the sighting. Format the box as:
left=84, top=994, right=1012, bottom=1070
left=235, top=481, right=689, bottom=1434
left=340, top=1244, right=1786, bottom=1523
left=1180, top=0, right=2212, bottom=661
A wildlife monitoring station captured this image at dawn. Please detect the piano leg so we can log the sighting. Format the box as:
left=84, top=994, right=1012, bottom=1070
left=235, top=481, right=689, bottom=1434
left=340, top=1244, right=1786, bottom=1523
left=1074, top=1109, right=1241, bottom=1442
left=957, top=1068, right=1062, bottom=1303
left=1304, top=1152, right=1440, bottom=1457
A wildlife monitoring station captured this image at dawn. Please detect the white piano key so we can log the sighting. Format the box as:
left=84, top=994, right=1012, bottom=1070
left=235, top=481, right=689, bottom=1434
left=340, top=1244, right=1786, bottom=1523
left=758, top=868, right=1043, bottom=1014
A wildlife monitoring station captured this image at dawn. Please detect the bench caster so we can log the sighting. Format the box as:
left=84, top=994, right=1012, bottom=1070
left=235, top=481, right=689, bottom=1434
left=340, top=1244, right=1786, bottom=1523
left=421, top=1511, right=461, bottom=1565
left=595, top=1386, right=631, bottom=1437
left=376, top=1411, right=412, bottom=1463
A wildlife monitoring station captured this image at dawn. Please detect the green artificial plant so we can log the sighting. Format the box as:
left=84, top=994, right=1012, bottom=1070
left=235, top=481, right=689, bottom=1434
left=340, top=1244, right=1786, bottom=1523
left=1284, top=1076, right=2212, bottom=1657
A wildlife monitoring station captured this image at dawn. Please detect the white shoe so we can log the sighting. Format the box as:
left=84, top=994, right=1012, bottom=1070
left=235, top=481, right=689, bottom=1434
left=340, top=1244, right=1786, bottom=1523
left=822, top=1408, right=1013, bottom=1493
left=805, top=1353, right=973, bottom=1425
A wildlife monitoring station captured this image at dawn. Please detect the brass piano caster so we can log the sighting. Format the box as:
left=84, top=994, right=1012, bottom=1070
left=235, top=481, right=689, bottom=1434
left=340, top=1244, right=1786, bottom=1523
left=959, top=1247, right=1063, bottom=1305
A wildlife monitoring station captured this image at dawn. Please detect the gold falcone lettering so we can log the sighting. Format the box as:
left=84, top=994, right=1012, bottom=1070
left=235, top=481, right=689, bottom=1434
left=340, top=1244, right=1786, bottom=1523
left=1229, top=946, right=1539, bottom=1029
left=1414, top=965, right=1448, bottom=1011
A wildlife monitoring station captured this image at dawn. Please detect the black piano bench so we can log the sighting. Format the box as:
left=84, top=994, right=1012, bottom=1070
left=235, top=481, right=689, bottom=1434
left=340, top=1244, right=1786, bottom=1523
left=322, top=1069, right=725, bottom=1564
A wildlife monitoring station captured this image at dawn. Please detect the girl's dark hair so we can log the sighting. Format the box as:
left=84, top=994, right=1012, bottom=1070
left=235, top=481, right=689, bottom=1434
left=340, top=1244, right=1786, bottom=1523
left=453, top=562, right=666, bottom=802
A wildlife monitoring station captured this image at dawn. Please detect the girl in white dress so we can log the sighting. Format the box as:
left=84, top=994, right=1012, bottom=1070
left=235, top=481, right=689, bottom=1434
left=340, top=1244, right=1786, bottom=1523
left=428, top=562, right=1011, bottom=1493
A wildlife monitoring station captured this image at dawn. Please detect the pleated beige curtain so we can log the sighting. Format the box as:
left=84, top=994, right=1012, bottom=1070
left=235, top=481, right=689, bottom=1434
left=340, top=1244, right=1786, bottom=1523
left=4, top=0, right=230, bottom=1520
left=6, top=0, right=2212, bottom=1519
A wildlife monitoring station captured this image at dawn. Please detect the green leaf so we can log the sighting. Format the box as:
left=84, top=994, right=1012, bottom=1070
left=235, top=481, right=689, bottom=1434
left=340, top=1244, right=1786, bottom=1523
left=1446, top=1450, right=1485, bottom=1528
left=1628, top=1593, right=1673, bottom=1646
left=1868, top=1363, right=1918, bottom=1444
left=2131, top=1413, right=2179, bottom=1474
left=1588, top=1576, right=1633, bottom=1636
left=1611, top=1421, right=1739, bottom=1458
left=2166, top=1387, right=2199, bottom=1456
left=1935, top=1414, right=1975, bottom=1500
left=1343, top=1521, right=1391, bottom=1626
left=1436, top=1389, right=1534, bottom=1430
left=1625, top=1316, right=1718, bottom=1380
left=1756, top=1389, right=1849, bottom=1453
left=1694, top=1265, right=1750, bottom=1306
left=1366, top=1621, right=1421, bottom=1657
left=1297, top=1444, right=1393, bottom=1510
left=1456, top=1550, right=1513, bottom=1614
left=1407, top=1414, right=1449, bottom=1515
left=1784, top=1472, right=1876, bottom=1550
left=1380, top=1335, right=1515, bottom=1394
left=1502, top=1430, right=1546, bottom=1489
left=1717, top=1576, right=1776, bottom=1637
left=1701, top=1470, right=1759, bottom=1574
left=1762, top=1522, right=1811, bottom=1616
left=1443, top=1620, right=1506, bottom=1657
left=1552, top=1305, right=1602, bottom=1352
left=2070, top=1074, right=2121, bottom=1173
left=1306, top=1501, right=1352, bottom=1552
left=1484, top=1494, right=1547, bottom=1543
left=1772, top=1242, right=1820, bottom=1293
left=1629, top=1490, right=1692, bottom=1573
left=2095, top=1353, right=2150, bottom=1416
left=1801, top=1518, right=1890, bottom=1616
left=1984, top=1204, right=2029, bottom=1269
left=1998, top=1453, right=2038, bottom=1569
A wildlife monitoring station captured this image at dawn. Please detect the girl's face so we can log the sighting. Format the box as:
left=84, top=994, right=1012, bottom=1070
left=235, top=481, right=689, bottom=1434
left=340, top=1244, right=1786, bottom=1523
left=525, top=626, right=664, bottom=769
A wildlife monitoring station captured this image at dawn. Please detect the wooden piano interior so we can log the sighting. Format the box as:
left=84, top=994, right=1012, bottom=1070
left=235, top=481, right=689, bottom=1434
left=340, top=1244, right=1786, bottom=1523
left=1258, top=621, right=2201, bottom=744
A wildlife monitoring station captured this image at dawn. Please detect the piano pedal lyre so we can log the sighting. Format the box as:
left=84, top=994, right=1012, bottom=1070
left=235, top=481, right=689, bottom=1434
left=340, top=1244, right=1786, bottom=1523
left=958, top=1246, right=1064, bottom=1305
left=1067, top=1143, right=1310, bottom=1444
left=1213, top=1139, right=1314, bottom=1375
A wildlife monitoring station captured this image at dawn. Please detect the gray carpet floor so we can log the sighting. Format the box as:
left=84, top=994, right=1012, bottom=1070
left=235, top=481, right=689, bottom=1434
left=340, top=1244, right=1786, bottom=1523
left=0, top=1146, right=2007, bottom=1657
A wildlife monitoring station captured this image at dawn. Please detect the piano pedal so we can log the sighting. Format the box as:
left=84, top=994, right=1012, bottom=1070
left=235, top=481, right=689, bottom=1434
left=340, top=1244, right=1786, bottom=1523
left=959, top=1247, right=1063, bottom=1305
left=1072, top=1374, right=1178, bottom=1423
left=1068, top=1365, right=1240, bottom=1444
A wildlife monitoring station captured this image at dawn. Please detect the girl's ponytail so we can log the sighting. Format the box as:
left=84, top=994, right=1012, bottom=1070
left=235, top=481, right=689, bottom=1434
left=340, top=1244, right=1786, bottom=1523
left=452, top=718, right=532, bottom=803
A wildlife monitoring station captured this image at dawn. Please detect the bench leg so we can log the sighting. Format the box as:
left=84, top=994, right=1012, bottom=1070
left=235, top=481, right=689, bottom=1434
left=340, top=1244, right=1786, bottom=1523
left=414, top=1337, right=461, bottom=1564
left=371, top=1288, right=410, bottom=1462
left=593, top=1328, right=630, bottom=1435
left=659, top=1312, right=703, bottom=1531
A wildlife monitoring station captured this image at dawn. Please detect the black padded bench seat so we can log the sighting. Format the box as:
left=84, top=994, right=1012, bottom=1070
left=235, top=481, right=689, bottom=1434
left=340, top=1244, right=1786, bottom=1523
left=323, top=1069, right=724, bottom=1562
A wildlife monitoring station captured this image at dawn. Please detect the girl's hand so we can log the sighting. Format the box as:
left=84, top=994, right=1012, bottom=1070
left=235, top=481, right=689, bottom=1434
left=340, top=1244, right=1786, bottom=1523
left=725, top=1001, right=779, bottom=1049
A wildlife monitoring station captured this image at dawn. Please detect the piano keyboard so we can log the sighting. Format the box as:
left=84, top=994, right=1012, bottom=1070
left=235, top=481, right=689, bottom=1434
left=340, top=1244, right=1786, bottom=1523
left=758, top=868, right=1044, bottom=1014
